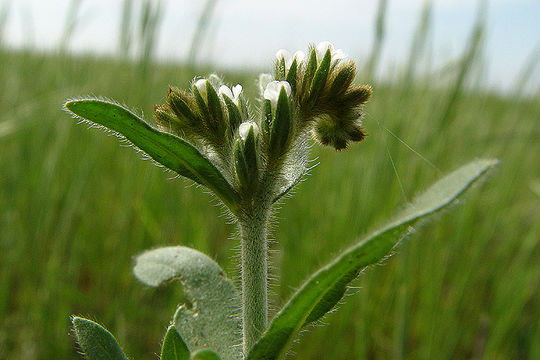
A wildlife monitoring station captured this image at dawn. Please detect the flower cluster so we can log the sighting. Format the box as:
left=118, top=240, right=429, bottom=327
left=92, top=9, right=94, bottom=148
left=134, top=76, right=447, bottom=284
left=273, top=41, right=372, bottom=150
left=152, top=42, right=372, bottom=198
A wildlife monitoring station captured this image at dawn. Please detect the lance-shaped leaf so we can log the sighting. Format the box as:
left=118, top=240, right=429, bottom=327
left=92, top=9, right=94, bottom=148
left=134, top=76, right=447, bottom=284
left=133, top=246, right=242, bottom=360
left=247, top=158, right=497, bottom=360
left=71, top=316, right=128, bottom=360
left=161, top=325, right=190, bottom=360
left=64, top=99, right=239, bottom=213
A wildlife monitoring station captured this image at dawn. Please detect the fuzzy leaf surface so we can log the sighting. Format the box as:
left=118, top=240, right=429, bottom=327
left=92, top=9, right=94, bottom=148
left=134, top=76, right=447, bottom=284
left=191, top=349, right=222, bottom=360
left=64, top=99, right=238, bottom=213
left=71, top=316, right=128, bottom=360
left=161, top=325, right=190, bottom=360
left=133, top=246, right=242, bottom=360
left=247, top=158, right=497, bottom=360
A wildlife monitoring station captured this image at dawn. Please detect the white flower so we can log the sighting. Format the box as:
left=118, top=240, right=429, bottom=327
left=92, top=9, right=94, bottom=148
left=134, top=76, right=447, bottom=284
left=218, top=84, right=243, bottom=105
left=263, top=81, right=292, bottom=108
left=194, top=78, right=208, bottom=100
left=315, top=41, right=347, bottom=62
left=238, top=122, right=259, bottom=141
left=275, top=49, right=306, bottom=69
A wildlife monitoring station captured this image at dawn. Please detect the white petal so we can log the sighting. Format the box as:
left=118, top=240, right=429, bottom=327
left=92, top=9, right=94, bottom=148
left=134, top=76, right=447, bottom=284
left=264, top=81, right=291, bottom=108
left=218, top=85, right=233, bottom=99
left=258, top=73, right=274, bottom=96
left=232, top=84, right=243, bottom=101
left=275, top=49, right=291, bottom=61
left=316, top=41, right=333, bottom=60
left=332, top=48, right=347, bottom=61
left=293, top=50, right=306, bottom=64
left=239, top=122, right=259, bottom=141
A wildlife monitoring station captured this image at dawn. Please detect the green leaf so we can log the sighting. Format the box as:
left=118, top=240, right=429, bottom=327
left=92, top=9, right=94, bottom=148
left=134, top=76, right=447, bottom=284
left=161, top=325, right=190, bottom=360
left=64, top=99, right=238, bottom=213
left=247, top=159, right=497, bottom=360
left=71, top=316, right=128, bottom=360
left=133, top=246, right=242, bottom=360
left=191, top=349, right=222, bottom=360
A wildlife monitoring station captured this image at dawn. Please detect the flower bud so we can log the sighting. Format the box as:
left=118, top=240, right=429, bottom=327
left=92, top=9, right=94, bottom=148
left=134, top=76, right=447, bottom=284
left=268, top=85, right=293, bottom=160
left=153, top=104, right=180, bottom=134
left=205, top=81, right=224, bottom=134
left=264, top=81, right=291, bottom=109
left=312, top=115, right=366, bottom=151
left=329, top=62, right=356, bottom=96
left=234, top=123, right=259, bottom=194
left=191, top=78, right=227, bottom=138
left=194, top=79, right=208, bottom=102
left=239, top=122, right=259, bottom=141
left=309, top=48, right=332, bottom=103
left=167, top=87, right=197, bottom=126
left=315, top=41, right=347, bottom=63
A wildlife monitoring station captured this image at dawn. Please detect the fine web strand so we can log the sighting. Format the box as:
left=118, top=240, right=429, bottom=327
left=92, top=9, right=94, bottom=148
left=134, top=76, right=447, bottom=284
left=379, top=122, right=441, bottom=173
left=374, top=117, right=442, bottom=204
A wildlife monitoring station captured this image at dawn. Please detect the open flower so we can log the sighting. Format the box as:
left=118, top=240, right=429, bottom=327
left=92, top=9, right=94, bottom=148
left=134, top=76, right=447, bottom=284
left=218, top=84, right=243, bottom=105
left=263, top=81, right=291, bottom=108
left=315, top=41, right=347, bottom=62
left=275, top=49, right=306, bottom=69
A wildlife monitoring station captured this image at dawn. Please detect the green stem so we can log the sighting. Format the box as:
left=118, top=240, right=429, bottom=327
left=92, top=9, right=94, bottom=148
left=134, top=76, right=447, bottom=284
left=239, top=206, right=270, bottom=355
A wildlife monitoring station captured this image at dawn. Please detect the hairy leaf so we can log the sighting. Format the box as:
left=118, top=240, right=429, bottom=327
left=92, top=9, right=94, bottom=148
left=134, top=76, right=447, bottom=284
left=248, top=159, right=497, bottom=360
left=133, top=246, right=242, bottom=360
left=71, top=316, right=128, bottom=360
left=64, top=99, right=239, bottom=213
left=191, top=349, right=222, bottom=360
left=161, top=325, right=190, bottom=360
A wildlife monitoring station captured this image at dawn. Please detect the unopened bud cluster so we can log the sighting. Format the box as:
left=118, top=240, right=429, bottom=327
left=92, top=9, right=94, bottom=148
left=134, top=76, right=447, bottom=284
left=273, top=41, right=372, bottom=150
left=153, top=42, right=372, bottom=201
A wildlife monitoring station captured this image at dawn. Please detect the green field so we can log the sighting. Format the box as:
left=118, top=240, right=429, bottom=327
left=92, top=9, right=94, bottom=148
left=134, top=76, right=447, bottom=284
left=0, top=41, right=538, bottom=360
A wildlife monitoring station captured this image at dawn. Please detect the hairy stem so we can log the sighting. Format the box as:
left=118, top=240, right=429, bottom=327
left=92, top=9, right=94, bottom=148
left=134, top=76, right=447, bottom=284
left=239, top=205, right=271, bottom=355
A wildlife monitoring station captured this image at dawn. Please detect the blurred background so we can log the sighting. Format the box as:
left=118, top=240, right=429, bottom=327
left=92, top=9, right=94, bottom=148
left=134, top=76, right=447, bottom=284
left=0, top=0, right=538, bottom=359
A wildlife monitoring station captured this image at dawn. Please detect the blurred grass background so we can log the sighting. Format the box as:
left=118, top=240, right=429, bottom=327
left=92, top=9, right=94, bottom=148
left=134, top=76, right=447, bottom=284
left=0, top=0, right=539, bottom=359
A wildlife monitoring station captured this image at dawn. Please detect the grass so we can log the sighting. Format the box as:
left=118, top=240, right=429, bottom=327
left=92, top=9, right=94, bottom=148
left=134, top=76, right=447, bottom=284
left=0, top=33, right=539, bottom=360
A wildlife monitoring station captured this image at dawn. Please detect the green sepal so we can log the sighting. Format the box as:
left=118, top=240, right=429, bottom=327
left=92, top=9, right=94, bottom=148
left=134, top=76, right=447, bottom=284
left=269, top=87, right=292, bottom=160
left=247, top=159, right=498, bottom=360
left=167, top=88, right=198, bottom=125
left=64, top=99, right=239, bottom=214
left=208, top=74, right=224, bottom=89
left=71, top=316, right=128, bottom=360
left=223, top=96, right=243, bottom=136
left=234, top=126, right=259, bottom=194
left=205, top=80, right=224, bottom=135
left=343, top=85, right=372, bottom=107
left=329, top=62, right=356, bottom=97
left=234, top=138, right=249, bottom=192
left=154, top=104, right=182, bottom=131
left=275, top=57, right=286, bottom=80
left=192, top=83, right=212, bottom=129
left=302, top=48, right=318, bottom=95
left=191, top=349, right=221, bottom=360
left=286, top=58, right=298, bottom=93
left=261, top=99, right=273, bottom=137
left=161, top=325, right=190, bottom=360
left=309, top=49, right=332, bottom=103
